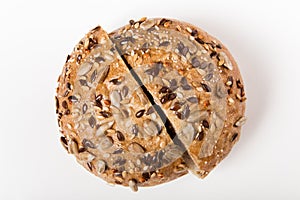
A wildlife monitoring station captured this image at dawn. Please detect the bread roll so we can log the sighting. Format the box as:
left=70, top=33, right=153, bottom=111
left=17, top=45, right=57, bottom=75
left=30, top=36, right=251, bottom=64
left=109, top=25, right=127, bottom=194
left=55, top=17, right=246, bottom=191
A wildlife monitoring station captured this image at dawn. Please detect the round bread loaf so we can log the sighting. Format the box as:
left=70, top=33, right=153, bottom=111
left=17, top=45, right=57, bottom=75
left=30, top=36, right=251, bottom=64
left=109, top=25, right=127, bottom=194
left=55, top=17, right=246, bottom=191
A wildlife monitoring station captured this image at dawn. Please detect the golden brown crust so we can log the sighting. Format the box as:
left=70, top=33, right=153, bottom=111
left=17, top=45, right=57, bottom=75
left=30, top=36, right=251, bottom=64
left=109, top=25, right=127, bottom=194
left=56, top=17, right=246, bottom=190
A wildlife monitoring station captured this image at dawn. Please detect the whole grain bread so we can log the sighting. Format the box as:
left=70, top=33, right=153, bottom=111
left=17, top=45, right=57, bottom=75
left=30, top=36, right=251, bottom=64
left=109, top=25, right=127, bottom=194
left=56, top=17, right=246, bottom=191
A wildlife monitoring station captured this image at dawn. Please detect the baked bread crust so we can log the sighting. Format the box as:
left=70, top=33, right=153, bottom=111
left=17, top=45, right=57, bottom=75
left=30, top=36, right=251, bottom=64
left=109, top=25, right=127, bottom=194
left=56, top=17, right=246, bottom=191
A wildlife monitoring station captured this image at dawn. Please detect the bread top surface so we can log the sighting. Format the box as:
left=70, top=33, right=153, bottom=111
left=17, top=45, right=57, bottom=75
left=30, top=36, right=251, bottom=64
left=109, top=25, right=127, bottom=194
left=56, top=17, right=246, bottom=190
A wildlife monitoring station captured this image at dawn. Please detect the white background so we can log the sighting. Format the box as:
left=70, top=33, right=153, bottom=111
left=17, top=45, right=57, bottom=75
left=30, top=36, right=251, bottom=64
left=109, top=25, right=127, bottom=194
left=0, top=0, right=299, bottom=199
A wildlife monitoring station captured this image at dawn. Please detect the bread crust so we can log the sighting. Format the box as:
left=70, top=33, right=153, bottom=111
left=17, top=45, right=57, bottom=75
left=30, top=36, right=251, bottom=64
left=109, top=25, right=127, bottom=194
left=56, top=17, right=246, bottom=190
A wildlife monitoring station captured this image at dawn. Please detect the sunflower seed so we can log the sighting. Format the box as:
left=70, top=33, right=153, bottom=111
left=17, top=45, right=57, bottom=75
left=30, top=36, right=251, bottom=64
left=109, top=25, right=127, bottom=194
left=88, top=116, right=96, bottom=128
left=79, top=79, right=88, bottom=86
left=199, top=61, right=208, bottom=69
left=145, top=62, right=162, bottom=76
left=141, top=42, right=149, bottom=51
left=113, top=148, right=123, bottom=154
left=164, top=146, right=182, bottom=161
left=110, top=90, right=121, bottom=107
left=78, top=62, right=92, bottom=76
left=234, top=116, right=247, bottom=127
left=128, top=142, right=145, bottom=153
left=99, top=136, right=113, bottom=150
left=169, top=79, right=178, bottom=90
left=216, top=82, right=227, bottom=98
left=95, top=56, right=105, bottom=63
left=82, top=139, right=96, bottom=149
left=181, top=123, right=195, bottom=144
left=187, top=97, right=198, bottom=103
left=90, top=70, right=97, bottom=82
left=97, top=65, right=109, bottom=84
left=97, top=160, right=106, bottom=174
left=140, top=19, right=155, bottom=30
left=191, top=57, right=201, bottom=68
left=215, top=114, right=224, bottom=128
left=145, top=67, right=158, bottom=76
left=69, top=139, right=78, bottom=154
left=121, top=86, right=129, bottom=98
left=219, top=52, right=233, bottom=70
left=96, top=120, right=114, bottom=136
left=159, top=41, right=170, bottom=47
left=182, top=47, right=189, bottom=56
left=180, top=77, right=188, bottom=85
left=177, top=42, right=189, bottom=56
left=113, top=157, right=127, bottom=166
left=121, top=109, right=129, bottom=118
left=146, top=106, right=154, bottom=115
left=137, top=91, right=148, bottom=105
left=181, top=105, right=190, bottom=119
left=187, top=111, right=208, bottom=123
left=169, top=79, right=177, bottom=86
left=86, top=153, right=95, bottom=162
left=132, top=124, right=139, bottom=136
left=143, top=120, right=159, bottom=136
left=129, top=179, right=138, bottom=192
left=182, top=84, right=192, bottom=90
left=204, top=73, right=213, bottom=81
